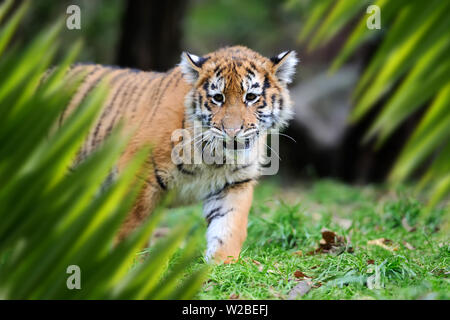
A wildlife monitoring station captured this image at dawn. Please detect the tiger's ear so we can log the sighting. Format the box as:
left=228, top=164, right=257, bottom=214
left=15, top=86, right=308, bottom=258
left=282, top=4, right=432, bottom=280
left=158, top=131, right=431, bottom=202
left=179, top=52, right=209, bottom=84
left=270, top=50, right=298, bottom=84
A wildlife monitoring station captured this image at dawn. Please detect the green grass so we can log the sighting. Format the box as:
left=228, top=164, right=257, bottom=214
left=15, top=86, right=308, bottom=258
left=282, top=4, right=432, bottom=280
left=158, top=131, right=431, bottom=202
left=155, top=179, right=449, bottom=300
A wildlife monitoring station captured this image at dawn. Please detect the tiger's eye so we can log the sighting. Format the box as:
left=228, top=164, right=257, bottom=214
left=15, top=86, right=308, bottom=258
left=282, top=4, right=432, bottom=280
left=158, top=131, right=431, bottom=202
left=213, top=94, right=224, bottom=103
left=246, top=93, right=257, bottom=101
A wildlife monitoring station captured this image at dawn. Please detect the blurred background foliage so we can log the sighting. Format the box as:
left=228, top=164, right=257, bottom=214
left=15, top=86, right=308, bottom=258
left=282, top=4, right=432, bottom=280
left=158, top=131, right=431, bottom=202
left=299, top=0, right=450, bottom=207
left=0, top=0, right=207, bottom=299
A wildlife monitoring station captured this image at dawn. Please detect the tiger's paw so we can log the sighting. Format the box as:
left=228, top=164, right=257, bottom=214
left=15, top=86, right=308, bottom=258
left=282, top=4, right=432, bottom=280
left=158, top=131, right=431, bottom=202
left=205, top=240, right=241, bottom=264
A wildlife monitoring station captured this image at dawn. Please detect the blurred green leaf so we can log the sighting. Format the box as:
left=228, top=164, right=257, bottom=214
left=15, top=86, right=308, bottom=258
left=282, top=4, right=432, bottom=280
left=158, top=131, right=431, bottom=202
left=299, top=0, right=450, bottom=206
left=298, top=0, right=334, bottom=43
left=307, top=0, right=369, bottom=51
left=0, top=4, right=207, bottom=300
left=366, top=37, right=450, bottom=144
left=391, top=83, right=450, bottom=182
left=0, top=0, right=28, bottom=57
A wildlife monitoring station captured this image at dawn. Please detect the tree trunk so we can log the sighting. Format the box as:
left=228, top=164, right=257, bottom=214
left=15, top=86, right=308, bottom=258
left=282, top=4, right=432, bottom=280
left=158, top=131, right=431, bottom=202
left=116, top=0, right=188, bottom=71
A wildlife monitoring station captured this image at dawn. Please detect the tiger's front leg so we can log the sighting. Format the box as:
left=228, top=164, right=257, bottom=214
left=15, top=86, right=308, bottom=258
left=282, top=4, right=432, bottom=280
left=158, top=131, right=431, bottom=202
left=203, top=180, right=254, bottom=264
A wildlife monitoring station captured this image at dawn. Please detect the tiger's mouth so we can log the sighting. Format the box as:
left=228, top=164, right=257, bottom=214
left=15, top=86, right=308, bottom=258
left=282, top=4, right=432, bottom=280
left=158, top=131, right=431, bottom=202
left=222, top=138, right=252, bottom=150
left=197, top=128, right=260, bottom=155
left=198, top=136, right=255, bottom=158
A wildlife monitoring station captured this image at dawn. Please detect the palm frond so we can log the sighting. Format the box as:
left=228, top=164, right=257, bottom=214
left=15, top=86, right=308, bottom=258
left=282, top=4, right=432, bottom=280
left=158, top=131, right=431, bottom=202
left=0, top=3, right=208, bottom=300
left=300, top=0, right=450, bottom=205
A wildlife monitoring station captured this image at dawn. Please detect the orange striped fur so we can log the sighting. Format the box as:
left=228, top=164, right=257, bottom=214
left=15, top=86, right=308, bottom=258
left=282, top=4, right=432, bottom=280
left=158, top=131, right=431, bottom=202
left=58, top=46, right=298, bottom=263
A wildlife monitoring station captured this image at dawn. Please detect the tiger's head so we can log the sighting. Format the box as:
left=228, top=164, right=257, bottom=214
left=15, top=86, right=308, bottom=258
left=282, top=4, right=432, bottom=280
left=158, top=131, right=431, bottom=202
left=179, top=46, right=298, bottom=156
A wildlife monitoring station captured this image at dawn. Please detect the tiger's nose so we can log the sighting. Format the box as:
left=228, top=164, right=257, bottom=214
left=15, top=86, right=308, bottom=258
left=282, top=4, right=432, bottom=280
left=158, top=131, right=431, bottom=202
left=224, top=127, right=241, bottom=138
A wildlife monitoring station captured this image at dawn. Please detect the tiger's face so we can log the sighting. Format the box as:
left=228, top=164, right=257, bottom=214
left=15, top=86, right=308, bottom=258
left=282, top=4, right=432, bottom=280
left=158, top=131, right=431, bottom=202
left=180, top=46, right=298, bottom=155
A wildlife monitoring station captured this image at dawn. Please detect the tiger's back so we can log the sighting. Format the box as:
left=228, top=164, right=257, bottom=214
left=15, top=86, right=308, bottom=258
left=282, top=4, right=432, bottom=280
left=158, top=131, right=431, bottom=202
left=63, top=64, right=188, bottom=169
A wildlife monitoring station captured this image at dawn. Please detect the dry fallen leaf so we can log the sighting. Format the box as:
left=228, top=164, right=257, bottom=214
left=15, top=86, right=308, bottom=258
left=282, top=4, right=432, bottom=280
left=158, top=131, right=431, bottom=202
left=321, top=229, right=337, bottom=244
left=403, top=241, right=416, bottom=250
left=293, top=270, right=310, bottom=279
left=292, top=250, right=303, bottom=256
left=368, top=238, right=399, bottom=251
left=287, top=280, right=312, bottom=300
left=229, top=293, right=240, bottom=300
left=308, top=228, right=353, bottom=255
left=432, top=269, right=450, bottom=278
left=252, top=259, right=264, bottom=271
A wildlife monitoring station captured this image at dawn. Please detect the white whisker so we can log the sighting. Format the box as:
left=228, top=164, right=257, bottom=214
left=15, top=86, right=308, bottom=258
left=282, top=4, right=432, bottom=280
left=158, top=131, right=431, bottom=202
left=268, top=132, right=297, bottom=143
left=263, top=142, right=281, bottom=161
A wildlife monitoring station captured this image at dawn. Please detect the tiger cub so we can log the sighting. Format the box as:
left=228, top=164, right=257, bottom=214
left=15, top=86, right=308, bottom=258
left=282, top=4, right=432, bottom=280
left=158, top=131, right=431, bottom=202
left=63, top=46, right=298, bottom=263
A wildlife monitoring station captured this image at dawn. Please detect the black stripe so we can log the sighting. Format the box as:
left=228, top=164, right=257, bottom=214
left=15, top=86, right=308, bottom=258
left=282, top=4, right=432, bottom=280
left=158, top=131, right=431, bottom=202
left=172, top=72, right=182, bottom=88
left=144, top=75, right=165, bottom=122
left=206, top=208, right=233, bottom=226
left=202, top=80, right=209, bottom=92
left=229, top=178, right=253, bottom=187
left=130, top=73, right=160, bottom=119
left=257, top=112, right=271, bottom=118
left=79, top=68, right=112, bottom=106
left=260, top=161, right=271, bottom=168
left=214, top=66, right=223, bottom=76
left=154, top=170, right=167, bottom=190
left=91, top=71, right=130, bottom=147
left=205, top=178, right=253, bottom=200
left=104, top=71, right=136, bottom=136
left=214, top=237, right=224, bottom=245
left=177, top=163, right=195, bottom=175
left=263, top=75, right=271, bottom=89
left=205, top=207, right=221, bottom=220
left=232, top=164, right=252, bottom=172
left=198, top=94, right=203, bottom=111
left=154, top=69, right=177, bottom=107
left=271, top=94, right=276, bottom=107
left=246, top=68, right=255, bottom=77
left=59, top=65, right=103, bottom=127
left=260, top=75, right=271, bottom=103
left=257, top=102, right=267, bottom=110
